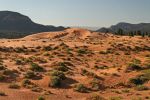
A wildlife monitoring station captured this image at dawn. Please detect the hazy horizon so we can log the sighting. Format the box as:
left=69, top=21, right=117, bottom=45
left=0, top=0, right=150, bottom=27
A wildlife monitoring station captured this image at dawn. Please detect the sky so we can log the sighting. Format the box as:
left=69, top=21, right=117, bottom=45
left=0, top=0, right=150, bottom=27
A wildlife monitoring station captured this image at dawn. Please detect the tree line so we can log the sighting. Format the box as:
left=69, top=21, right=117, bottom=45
left=114, top=28, right=150, bottom=37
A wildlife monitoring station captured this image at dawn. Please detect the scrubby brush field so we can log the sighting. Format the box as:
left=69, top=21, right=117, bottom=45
left=0, top=28, right=150, bottom=100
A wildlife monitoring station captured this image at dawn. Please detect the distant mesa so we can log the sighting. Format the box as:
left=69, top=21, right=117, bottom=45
left=0, top=11, right=65, bottom=38
left=97, top=22, right=150, bottom=33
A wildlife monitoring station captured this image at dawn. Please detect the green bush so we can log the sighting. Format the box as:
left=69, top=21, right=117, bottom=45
left=22, top=79, right=31, bottom=87
left=43, top=45, right=52, bottom=51
left=31, top=87, right=42, bottom=92
left=81, top=69, right=98, bottom=78
left=38, top=96, right=45, bottom=100
left=110, top=96, right=123, bottom=100
left=87, top=94, right=106, bottom=100
left=132, top=59, right=141, bottom=64
left=24, top=71, right=36, bottom=79
left=0, top=91, right=6, bottom=96
left=54, top=62, right=68, bottom=72
left=49, top=76, right=61, bottom=88
left=126, top=63, right=142, bottom=72
left=15, top=59, right=25, bottom=65
left=8, top=83, right=20, bottom=89
left=99, top=51, right=107, bottom=54
left=90, top=78, right=102, bottom=91
left=129, top=75, right=149, bottom=85
left=0, top=75, right=5, bottom=81
left=135, top=85, right=149, bottom=91
left=78, top=49, right=87, bottom=54
left=3, top=69, right=13, bottom=75
left=50, top=70, right=66, bottom=80
left=30, top=63, right=44, bottom=72
left=0, top=65, right=5, bottom=70
left=121, top=89, right=130, bottom=93
left=74, top=84, right=88, bottom=93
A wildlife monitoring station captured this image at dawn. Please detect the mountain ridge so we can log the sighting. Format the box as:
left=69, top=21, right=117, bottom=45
left=0, top=11, right=65, bottom=38
left=97, top=22, right=150, bottom=33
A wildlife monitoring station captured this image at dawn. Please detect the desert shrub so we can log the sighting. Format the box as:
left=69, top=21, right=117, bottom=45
left=94, top=65, right=108, bottom=70
left=66, top=48, right=73, bottom=54
left=121, top=89, right=130, bottom=93
left=110, top=96, right=123, bottom=100
left=24, top=71, right=36, bottom=79
left=30, top=63, right=44, bottom=72
left=54, top=62, right=68, bottom=72
left=35, top=46, right=41, bottom=49
left=49, top=76, right=61, bottom=88
left=106, top=48, right=114, bottom=54
left=90, top=79, right=100, bottom=91
left=22, top=79, right=37, bottom=88
left=0, top=91, right=6, bottom=96
left=99, top=51, right=107, bottom=54
left=125, top=63, right=142, bottom=72
left=31, top=87, right=42, bottom=92
left=0, top=75, right=5, bottom=81
left=30, top=49, right=37, bottom=52
left=81, top=69, right=88, bottom=75
left=21, top=79, right=31, bottom=87
left=54, top=65, right=68, bottom=72
left=74, top=84, right=88, bottom=93
left=124, top=52, right=130, bottom=55
left=43, top=45, right=52, bottom=51
left=15, top=59, right=25, bottom=65
left=90, top=78, right=105, bottom=91
left=50, top=70, right=66, bottom=80
left=38, top=96, right=45, bottom=100
left=24, top=58, right=32, bottom=63
left=78, top=49, right=87, bottom=54
left=132, top=59, right=141, bottom=64
left=0, top=65, right=5, bottom=70
left=37, top=58, right=47, bottom=63
left=135, top=85, right=149, bottom=91
left=8, top=83, right=20, bottom=89
left=143, top=63, right=150, bottom=69
left=111, top=90, right=122, bottom=94
left=43, top=52, right=50, bottom=56
left=129, top=75, right=149, bottom=85
left=81, top=69, right=98, bottom=78
left=3, top=69, right=13, bottom=75
left=129, top=69, right=150, bottom=86
left=15, top=47, right=28, bottom=53
left=145, top=54, right=150, bottom=57
left=87, top=94, right=106, bottom=100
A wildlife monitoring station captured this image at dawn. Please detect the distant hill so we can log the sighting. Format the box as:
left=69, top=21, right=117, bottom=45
left=70, top=26, right=99, bottom=31
left=97, top=22, right=150, bottom=33
left=0, top=11, right=65, bottom=38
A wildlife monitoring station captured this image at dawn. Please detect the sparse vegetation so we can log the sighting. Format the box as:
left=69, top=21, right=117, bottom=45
left=38, top=96, right=45, bottom=100
left=129, top=75, right=149, bottom=85
left=49, top=76, right=61, bottom=88
left=8, top=83, right=20, bottom=89
left=0, top=91, right=6, bottom=96
left=110, top=96, right=123, bottom=100
left=30, top=63, right=44, bottom=72
left=54, top=62, right=68, bottom=72
left=74, top=84, right=88, bottom=93
left=50, top=70, right=66, bottom=80
left=24, top=71, right=36, bottom=79
left=125, top=63, right=142, bottom=72
left=135, top=85, right=149, bottom=91
left=0, top=74, right=5, bottom=81
left=0, top=26, right=149, bottom=99
left=87, top=94, right=106, bottom=100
